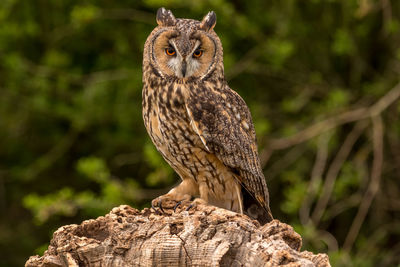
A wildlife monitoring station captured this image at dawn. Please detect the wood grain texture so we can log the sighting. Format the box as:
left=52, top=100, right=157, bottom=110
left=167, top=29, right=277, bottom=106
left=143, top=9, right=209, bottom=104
left=26, top=203, right=330, bottom=267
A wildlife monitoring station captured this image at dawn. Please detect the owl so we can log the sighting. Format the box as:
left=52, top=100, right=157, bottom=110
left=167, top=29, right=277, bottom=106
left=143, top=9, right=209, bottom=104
left=142, top=8, right=273, bottom=224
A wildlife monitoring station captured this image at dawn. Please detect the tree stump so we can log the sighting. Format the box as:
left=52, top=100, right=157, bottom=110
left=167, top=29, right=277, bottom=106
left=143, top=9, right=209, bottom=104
left=25, top=202, right=330, bottom=266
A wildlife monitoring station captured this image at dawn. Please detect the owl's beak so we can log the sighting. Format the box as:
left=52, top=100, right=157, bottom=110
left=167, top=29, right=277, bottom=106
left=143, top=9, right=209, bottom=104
left=181, top=61, right=187, bottom=77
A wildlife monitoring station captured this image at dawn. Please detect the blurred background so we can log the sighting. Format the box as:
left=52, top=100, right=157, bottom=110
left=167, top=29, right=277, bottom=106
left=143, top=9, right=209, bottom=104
left=1, top=0, right=399, bottom=266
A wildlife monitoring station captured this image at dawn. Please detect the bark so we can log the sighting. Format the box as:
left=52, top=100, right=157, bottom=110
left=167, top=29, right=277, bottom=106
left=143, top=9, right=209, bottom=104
left=25, top=202, right=330, bottom=267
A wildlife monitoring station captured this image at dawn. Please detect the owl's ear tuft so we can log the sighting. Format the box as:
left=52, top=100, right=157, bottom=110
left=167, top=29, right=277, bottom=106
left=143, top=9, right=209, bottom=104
left=156, top=7, right=176, bottom=27
left=200, top=11, right=216, bottom=32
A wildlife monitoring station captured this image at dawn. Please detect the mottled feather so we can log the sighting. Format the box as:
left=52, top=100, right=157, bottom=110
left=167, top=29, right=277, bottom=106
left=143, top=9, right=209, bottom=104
left=185, top=82, right=273, bottom=222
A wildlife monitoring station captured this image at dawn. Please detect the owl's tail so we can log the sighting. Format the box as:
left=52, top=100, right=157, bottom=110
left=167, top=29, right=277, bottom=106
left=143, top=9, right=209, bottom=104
left=242, top=187, right=273, bottom=225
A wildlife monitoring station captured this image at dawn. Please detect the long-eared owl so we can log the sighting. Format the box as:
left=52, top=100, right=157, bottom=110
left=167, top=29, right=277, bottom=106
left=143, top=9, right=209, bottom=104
left=142, top=7, right=273, bottom=224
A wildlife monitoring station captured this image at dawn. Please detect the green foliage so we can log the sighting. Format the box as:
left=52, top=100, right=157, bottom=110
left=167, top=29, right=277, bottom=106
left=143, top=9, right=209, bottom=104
left=281, top=175, right=308, bottom=214
left=70, top=5, right=100, bottom=27
left=1, top=1, right=400, bottom=266
left=334, top=162, right=362, bottom=197
left=23, top=188, right=96, bottom=224
left=264, top=38, right=295, bottom=70
left=332, top=29, right=356, bottom=56
left=77, top=157, right=110, bottom=183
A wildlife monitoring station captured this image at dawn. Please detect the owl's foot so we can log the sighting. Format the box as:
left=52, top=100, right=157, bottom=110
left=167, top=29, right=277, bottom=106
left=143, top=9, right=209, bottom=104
left=173, top=198, right=207, bottom=212
left=185, top=197, right=207, bottom=211
left=151, top=193, right=191, bottom=214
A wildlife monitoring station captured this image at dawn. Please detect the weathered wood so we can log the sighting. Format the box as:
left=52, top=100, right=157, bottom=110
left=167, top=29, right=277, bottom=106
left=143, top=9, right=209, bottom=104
left=25, top=202, right=330, bottom=266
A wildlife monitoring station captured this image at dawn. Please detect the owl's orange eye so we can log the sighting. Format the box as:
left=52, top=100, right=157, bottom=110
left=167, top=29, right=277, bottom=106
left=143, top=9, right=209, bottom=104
left=165, top=47, right=176, bottom=56
left=193, top=49, right=203, bottom=58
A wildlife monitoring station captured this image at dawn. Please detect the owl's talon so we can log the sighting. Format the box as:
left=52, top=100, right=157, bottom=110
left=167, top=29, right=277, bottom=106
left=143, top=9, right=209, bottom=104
left=185, top=203, right=194, bottom=211
left=158, top=201, right=165, bottom=213
left=151, top=198, right=165, bottom=214
left=173, top=201, right=182, bottom=212
left=151, top=202, right=157, bottom=211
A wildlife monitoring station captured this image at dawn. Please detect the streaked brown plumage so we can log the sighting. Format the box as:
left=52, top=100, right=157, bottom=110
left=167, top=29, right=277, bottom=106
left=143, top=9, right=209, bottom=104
left=142, top=8, right=273, bottom=224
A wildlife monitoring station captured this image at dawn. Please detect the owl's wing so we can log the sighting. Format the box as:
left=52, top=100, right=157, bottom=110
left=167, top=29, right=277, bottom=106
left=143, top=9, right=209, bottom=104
left=185, top=84, right=272, bottom=220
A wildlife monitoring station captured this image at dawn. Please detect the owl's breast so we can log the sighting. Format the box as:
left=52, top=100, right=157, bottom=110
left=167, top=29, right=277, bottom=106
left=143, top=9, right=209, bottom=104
left=142, top=81, right=243, bottom=212
left=143, top=82, right=201, bottom=160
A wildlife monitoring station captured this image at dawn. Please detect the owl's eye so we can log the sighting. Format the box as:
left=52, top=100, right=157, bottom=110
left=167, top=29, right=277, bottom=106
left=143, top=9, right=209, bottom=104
left=165, top=47, right=176, bottom=56
left=192, top=49, right=203, bottom=58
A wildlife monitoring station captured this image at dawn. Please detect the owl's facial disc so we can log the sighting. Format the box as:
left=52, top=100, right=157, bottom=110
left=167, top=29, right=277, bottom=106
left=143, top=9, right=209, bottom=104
left=166, top=40, right=201, bottom=78
left=152, top=28, right=217, bottom=80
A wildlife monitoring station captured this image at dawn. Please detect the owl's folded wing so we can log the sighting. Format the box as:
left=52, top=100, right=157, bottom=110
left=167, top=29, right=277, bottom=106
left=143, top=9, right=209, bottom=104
left=185, top=86, right=271, bottom=216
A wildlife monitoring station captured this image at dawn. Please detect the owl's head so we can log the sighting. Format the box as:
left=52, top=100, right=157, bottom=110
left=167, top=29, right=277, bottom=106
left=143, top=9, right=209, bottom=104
left=143, top=8, right=223, bottom=81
